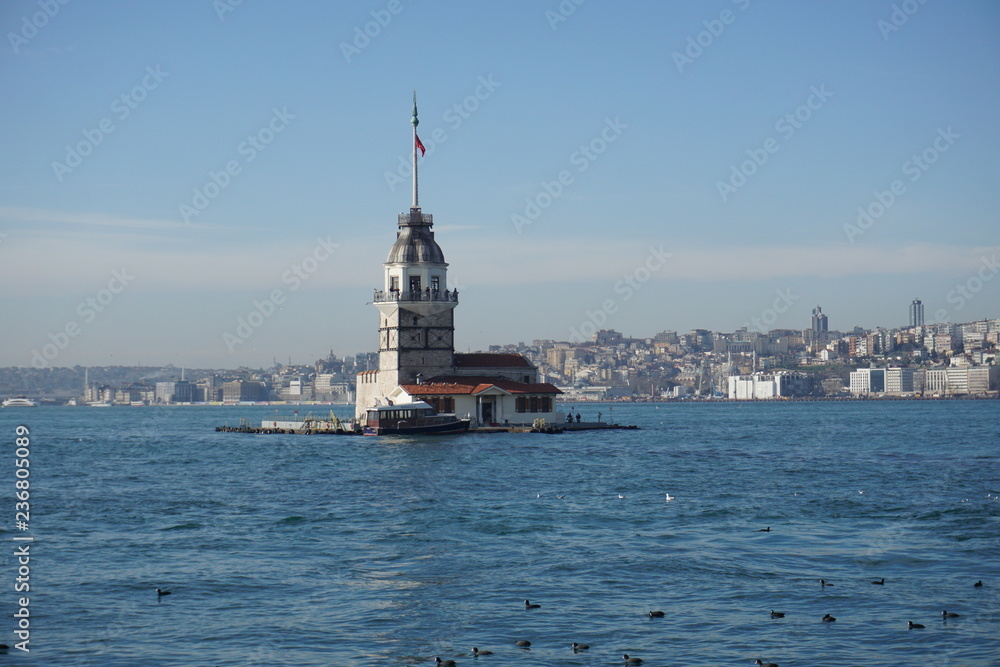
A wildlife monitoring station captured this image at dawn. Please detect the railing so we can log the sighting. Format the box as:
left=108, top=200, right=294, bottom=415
left=373, top=289, right=459, bottom=303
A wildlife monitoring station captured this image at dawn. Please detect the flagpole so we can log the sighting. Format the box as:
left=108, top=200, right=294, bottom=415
left=411, top=90, right=419, bottom=209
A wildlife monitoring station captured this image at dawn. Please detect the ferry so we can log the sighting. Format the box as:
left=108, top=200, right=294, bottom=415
left=363, top=400, right=470, bottom=436
left=2, top=397, right=37, bottom=408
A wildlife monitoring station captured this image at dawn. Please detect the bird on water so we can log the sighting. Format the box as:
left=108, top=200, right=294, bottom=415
left=822, top=614, right=836, bottom=622
left=514, top=640, right=531, bottom=647
left=435, top=658, right=457, bottom=667
left=942, top=610, right=960, bottom=619
left=908, top=621, right=925, bottom=629
left=649, top=610, right=665, bottom=618
left=572, top=642, right=589, bottom=651
left=871, top=578, right=885, bottom=585
left=524, top=599, right=540, bottom=609
left=974, top=580, right=984, bottom=587
left=756, top=527, right=771, bottom=532
left=623, top=654, right=643, bottom=665
left=755, top=661, right=779, bottom=667
left=472, top=647, right=492, bottom=655
left=770, top=610, right=785, bottom=618
left=820, top=579, right=834, bottom=587
left=156, top=588, right=172, bottom=597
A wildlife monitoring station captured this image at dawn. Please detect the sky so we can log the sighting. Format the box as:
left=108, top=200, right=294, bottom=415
left=1, top=0, right=998, bottom=369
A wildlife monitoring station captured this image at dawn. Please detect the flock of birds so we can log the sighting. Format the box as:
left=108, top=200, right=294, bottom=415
left=414, top=567, right=987, bottom=666
left=153, top=499, right=988, bottom=666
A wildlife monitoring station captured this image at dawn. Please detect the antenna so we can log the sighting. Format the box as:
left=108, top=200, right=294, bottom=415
left=411, top=90, right=420, bottom=208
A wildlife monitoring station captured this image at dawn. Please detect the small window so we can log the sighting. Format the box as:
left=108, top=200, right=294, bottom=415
left=410, top=276, right=421, bottom=292
left=431, top=276, right=440, bottom=292
left=390, top=276, right=399, bottom=291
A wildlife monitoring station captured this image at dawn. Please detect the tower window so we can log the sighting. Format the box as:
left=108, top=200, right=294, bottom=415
left=409, top=276, right=421, bottom=293
left=431, top=276, right=440, bottom=292
left=390, top=277, right=399, bottom=292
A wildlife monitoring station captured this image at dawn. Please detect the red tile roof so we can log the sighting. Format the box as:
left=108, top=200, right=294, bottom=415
left=400, top=376, right=561, bottom=396
left=454, top=353, right=533, bottom=368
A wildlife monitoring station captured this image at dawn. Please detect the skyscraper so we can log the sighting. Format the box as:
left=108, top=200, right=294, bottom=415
left=909, top=298, right=924, bottom=328
left=811, top=306, right=829, bottom=334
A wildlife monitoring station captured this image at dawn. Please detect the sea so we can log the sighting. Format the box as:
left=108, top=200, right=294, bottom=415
left=0, top=400, right=997, bottom=666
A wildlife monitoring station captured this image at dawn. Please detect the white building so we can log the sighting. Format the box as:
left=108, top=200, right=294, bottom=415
left=727, top=372, right=810, bottom=399
left=849, top=368, right=886, bottom=395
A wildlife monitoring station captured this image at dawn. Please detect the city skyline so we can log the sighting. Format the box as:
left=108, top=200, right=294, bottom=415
left=2, top=1, right=999, bottom=368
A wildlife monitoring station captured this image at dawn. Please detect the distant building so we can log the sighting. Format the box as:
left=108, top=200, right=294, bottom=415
left=849, top=368, right=885, bottom=395
left=222, top=380, right=267, bottom=403
left=811, top=306, right=829, bottom=334
left=727, top=371, right=812, bottom=399
left=909, top=298, right=924, bottom=328
left=154, top=380, right=195, bottom=404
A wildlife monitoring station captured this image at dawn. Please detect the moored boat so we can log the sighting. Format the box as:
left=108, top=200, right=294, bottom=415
left=363, top=400, right=469, bottom=436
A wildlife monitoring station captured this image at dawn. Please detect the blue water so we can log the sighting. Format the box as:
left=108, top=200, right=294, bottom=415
left=1, top=401, right=998, bottom=666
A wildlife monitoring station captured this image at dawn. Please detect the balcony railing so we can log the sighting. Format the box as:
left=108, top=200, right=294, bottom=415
left=373, top=289, right=459, bottom=303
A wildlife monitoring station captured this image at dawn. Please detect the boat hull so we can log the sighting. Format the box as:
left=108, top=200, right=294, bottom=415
left=363, top=419, right=470, bottom=436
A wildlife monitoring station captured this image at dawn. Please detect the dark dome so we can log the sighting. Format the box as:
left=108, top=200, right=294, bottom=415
left=386, top=209, right=446, bottom=264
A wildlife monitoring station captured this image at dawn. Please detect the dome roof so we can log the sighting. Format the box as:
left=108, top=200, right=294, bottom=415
left=386, top=209, right=446, bottom=264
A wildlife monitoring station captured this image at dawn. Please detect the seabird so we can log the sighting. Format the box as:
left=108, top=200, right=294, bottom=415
left=572, top=642, right=589, bottom=651
left=822, top=614, right=836, bottom=622
left=665, top=494, right=675, bottom=501
left=472, top=647, right=492, bottom=655
left=820, top=579, right=834, bottom=587
left=755, top=661, right=779, bottom=667
left=770, top=610, right=785, bottom=618
left=435, top=658, right=457, bottom=667
left=872, top=578, right=885, bottom=585
left=756, top=527, right=771, bottom=532
left=623, top=655, right=643, bottom=665
left=649, top=610, right=665, bottom=618
left=908, top=621, right=925, bottom=629
left=974, top=580, right=984, bottom=587
left=156, top=588, right=172, bottom=597
left=618, top=494, right=625, bottom=499
left=514, top=640, right=531, bottom=647
left=942, top=610, right=960, bottom=618
left=524, top=599, right=540, bottom=609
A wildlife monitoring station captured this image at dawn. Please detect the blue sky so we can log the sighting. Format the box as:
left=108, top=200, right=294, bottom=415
left=1, top=0, right=998, bottom=368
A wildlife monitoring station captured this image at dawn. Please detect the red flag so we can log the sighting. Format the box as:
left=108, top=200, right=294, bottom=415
left=415, top=133, right=426, bottom=156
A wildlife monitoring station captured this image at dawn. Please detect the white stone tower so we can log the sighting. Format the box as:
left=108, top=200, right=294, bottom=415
left=356, top=93, right=458, bottom=416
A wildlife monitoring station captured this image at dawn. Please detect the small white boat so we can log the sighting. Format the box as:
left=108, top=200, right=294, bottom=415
left=2, top=397, right=37, bottom=407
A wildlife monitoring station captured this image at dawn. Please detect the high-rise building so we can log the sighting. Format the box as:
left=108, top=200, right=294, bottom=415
left=811, top=306, right=828, bottom=334
left=909, top=298, right=924, bottom=328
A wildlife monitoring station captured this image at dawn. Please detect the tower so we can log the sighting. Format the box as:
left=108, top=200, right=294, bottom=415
left=356, top=93, right=459, bottom=415
left=909, top=298, right=924, bottom=328
left=811, top=305, right=828, bottom=334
